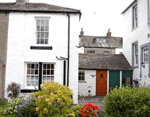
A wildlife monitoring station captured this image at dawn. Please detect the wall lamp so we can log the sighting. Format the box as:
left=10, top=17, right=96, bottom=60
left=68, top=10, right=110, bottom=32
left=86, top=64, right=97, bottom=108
left=141, top=62, right=145, bottom=68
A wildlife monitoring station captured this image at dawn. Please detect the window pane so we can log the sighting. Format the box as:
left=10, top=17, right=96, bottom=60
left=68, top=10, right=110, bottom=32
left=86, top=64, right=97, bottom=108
left=51, top=64, right=54, bottom=69
left=37, top=32, right=40, bottom=39
left=47, top=70, right=50, bottom=75
left=37, top=19, right=40, bottom=26
left=51, top=70, right=54, bottom=75
left=41, top=20, right=44, bottom=26
left=41, top=39, right=44, bottom=44
left=45, top=20, right=49, bottom=26
left=45, top=32, right=49, bottom=38
left=43, top=70, right=46, bottom=75
left=47, top=76, right=51, bottom=81
left=45, top=26, right=49, bottom=31
left=31, top=64, right=34, bottom=69
left=51, top=77, right=54, bottom=81
left=35, top=70, right=38, bottom=74
left=41, top=32, right=44, bottom=39
left=45, top=39, right=48, bottom=44
left=43, top=64, right=46, bottom=69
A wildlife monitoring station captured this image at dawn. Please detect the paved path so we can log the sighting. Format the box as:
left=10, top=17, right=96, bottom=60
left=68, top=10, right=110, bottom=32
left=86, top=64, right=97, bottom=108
left=78, top=96, right=104, bottom=109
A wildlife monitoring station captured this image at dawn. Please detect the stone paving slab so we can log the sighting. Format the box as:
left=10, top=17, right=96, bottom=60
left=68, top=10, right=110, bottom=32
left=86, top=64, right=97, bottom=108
left=78, top=96, right=104, bottom=109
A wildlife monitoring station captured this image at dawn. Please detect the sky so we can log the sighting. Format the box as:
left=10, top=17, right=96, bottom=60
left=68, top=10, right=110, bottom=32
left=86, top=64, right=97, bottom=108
left=0, top=0, right=134, bottom=37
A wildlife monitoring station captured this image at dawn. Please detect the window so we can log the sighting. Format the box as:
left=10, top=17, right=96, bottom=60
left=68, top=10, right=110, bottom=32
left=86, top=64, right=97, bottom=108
left=133, top=42, right=138, bottom=66
left=26, top=63, right=39, bottom=86
left=143, top=47, right=149, bottom=63
left=42, top=63, right=54, bottom=82
left=78, top=71, right=85, bottom=81
left=95, top=38, right=106, bottom=43
left=87, top=50, right=95, bottom=53
left=36, top=18, right=49, bottom=44
left=133, top=5, right=138, bottom=29
left=104, top=51, right=109, bottom=54
left=26, top=63, right=54, bottom=87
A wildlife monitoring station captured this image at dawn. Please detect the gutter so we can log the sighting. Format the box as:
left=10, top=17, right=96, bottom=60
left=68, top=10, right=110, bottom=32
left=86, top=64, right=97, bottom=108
left=67, top=14, right=70, bottom=87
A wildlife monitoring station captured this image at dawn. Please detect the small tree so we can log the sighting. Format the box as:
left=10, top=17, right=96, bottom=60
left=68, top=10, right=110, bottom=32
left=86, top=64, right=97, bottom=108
left=7, top=82, right=21, bottom=98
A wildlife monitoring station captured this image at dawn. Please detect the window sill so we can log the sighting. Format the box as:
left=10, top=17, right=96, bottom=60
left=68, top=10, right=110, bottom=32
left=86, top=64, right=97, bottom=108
left=20, top=89, right=38, bottom=93
left=132, top=26, right=138, bottom=31
left=133, top=65, right=139, bottom=69
left=79, top=81, right=86, bottom=83
left=30, top=46, right=52, bottom=50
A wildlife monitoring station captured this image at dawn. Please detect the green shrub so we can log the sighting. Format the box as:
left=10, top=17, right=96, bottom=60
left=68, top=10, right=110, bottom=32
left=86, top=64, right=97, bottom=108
left=0, top=98, right=8, bottom=106
left=34, top=82, right=74, bottom=117
left=103, top=86, right=150, bottom=117
left=16, top=96, right=38, bottom=117
left=69, top=104, right=82, bottom=117
left=3, top=97, right=22, bottom=115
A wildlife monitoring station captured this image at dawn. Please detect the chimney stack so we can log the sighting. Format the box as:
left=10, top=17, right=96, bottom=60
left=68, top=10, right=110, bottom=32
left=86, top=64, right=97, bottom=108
left=107, top=28, right=111, bottom=37
left=79, top=28, right=84, bottom=38
left=16, top=0, right=29, bottom=5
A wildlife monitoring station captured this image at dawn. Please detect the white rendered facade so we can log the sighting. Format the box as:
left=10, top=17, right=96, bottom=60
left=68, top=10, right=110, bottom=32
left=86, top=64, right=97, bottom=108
left=5, top=12, right=80, bottom=103
left=123, top=0, right=150, bottom=86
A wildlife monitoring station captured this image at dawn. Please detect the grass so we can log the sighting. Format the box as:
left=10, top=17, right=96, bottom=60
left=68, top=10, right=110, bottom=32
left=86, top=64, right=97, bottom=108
left=0, top=105, right=16, bottom=117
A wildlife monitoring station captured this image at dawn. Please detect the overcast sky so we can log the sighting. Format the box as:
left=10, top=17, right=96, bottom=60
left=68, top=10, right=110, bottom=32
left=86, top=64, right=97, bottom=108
left=0, top=0, right=134, bottom=37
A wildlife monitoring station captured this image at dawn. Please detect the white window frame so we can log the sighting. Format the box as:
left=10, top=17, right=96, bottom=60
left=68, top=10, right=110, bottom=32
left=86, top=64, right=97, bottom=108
left=134, top=42, right=138, bottom=66
left=25, top=62, right=55, bottom=89
left=133, top=4, right=138, bottom=29
left=143, top=47, right=149, bottom=63
left=42, top=63, right=54, bottom=83
left=78, top=71, right=85, bottom=81
left=35, top=17, right=50, bottom=45
left=25, top=62, right=39, bottom=89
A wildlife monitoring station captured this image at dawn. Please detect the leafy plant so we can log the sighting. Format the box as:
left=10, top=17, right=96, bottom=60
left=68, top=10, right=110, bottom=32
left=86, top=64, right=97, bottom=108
left=81, top=103, right=100, bottom=117
left=3, top=97, right=22, bottom=115
left=0, top=98, right=8, bottom=106
left=34, top=82, right=74, bottom=117
left=103, top=86, right=150, bottom=117
left=7, top=82, right=21, bottom=98
left=16, top=95, right=38, bottom=117
left=70, top=104, right=82, bottom=117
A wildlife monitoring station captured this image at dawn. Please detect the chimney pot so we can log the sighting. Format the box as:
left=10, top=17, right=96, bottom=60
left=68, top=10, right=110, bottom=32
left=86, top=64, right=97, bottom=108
left=107, top=28, right=111, bottom=37
left=79, top=28, right=84, bottom=38
left=16, top=0, right=29, bottom=5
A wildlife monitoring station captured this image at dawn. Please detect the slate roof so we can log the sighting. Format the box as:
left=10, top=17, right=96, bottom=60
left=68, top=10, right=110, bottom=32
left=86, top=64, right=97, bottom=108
left=79, top=54, right=133, bottom=70
left=0, top=2, right=81, bottom=14
left=80, top=36, right=122, bottom=48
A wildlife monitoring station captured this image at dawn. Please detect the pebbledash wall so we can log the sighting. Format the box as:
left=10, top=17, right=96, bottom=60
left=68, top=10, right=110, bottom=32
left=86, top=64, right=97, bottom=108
left=5, top=12, right=80, bottom=103
left=123, top=0, right=150, bottom=86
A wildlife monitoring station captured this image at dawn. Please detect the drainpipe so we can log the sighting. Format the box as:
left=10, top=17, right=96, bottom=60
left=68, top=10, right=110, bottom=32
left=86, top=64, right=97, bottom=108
left=67, top=14, right=70, bottom=86
left=63, top=60, right=66, bottom=85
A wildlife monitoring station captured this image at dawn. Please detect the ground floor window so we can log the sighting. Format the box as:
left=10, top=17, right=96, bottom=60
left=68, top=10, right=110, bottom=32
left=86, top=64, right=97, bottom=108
left=26, top=62, right=54, bottom=87
left=78, top=71, right=85, bottom=81
left=143, top=47, right=149, bottom=63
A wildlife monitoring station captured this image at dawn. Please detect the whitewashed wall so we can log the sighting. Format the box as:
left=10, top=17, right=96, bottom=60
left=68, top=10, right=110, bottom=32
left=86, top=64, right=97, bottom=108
left=123, top=0, right=150, bottom=85
left=5, top=12, right=80, bottom=103
left=115, top=48, right=123, bottom=54
left=78, top=70, right=96, bottom=96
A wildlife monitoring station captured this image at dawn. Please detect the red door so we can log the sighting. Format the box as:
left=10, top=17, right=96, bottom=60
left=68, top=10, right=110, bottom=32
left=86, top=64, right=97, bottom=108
left=96, top=70, right=107, bottom=96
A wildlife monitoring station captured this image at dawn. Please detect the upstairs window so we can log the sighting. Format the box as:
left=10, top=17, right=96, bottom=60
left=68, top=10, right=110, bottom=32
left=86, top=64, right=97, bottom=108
left=133, top=4, right=138, bottom=29
left=143, top=47, right=149, bottom=63
left=36, top=18, right=49, bottom=44
left=132, top=42, right=138, bottom=67
left=78, top=71, right=85, bottom=81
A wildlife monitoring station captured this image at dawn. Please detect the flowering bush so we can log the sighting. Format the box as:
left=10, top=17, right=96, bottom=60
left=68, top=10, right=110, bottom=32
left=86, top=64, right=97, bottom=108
left=7, top=82, right=21, bottom=98
left=34, top=82, right=74, bottom=117
left=81, top=103, right=100, bottom=117
left=3, top=97, right=22, bottom=115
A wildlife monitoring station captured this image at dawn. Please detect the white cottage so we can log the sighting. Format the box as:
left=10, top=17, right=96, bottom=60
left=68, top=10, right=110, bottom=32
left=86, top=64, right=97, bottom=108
left=0, top=0, right=81, bottom=104
left=122, top=0, right=150, bottom=87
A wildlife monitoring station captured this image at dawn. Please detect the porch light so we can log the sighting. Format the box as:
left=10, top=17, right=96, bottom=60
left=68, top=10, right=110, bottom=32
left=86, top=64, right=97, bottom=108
left=141, top=62, right=145, bottom=68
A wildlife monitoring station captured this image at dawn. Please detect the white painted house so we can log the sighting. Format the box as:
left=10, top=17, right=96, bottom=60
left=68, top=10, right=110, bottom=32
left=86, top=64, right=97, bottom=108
left=0, top=0, right=81, bottom=103
left=122, top=0, right=150, bottom=87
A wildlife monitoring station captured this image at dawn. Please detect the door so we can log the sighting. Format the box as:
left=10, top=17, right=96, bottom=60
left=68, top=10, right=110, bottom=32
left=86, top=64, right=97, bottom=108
left=109, top=70, right=120, bottom=91
left=96, top=70, right=107, bottom=96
